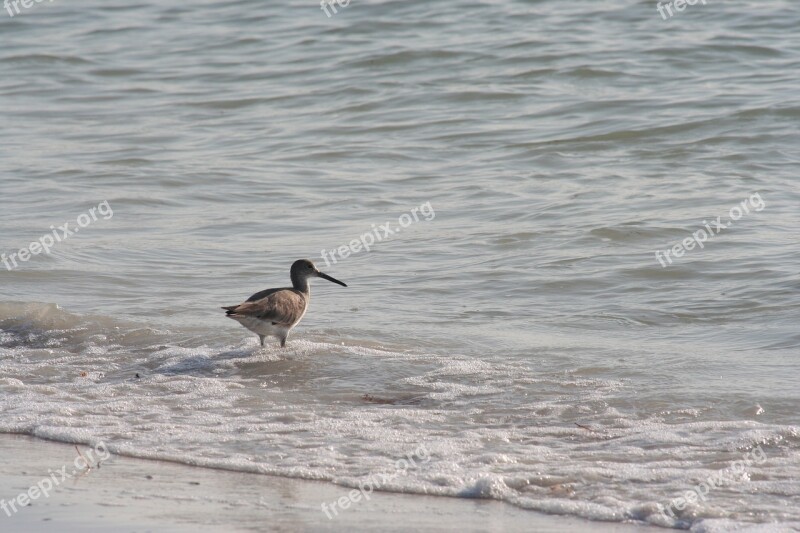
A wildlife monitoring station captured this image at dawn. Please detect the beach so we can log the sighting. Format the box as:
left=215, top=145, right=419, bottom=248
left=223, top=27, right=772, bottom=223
left=0, top=435, right=651, bottom=532
left=1, top=0, right=799, bottom=530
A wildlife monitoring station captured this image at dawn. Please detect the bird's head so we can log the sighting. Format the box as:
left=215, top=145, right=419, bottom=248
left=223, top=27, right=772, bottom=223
left=291, top=259, right=347, bottom=287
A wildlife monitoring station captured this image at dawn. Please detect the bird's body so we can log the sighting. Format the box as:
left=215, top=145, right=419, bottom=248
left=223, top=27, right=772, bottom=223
left=222, top=259, right=346, bottom=347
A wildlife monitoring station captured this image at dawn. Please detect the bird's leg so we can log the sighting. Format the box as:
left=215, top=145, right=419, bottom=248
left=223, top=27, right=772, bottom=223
left=259, top=335, right=265, bottom=347
left=280, top=335, right=287, bottom=348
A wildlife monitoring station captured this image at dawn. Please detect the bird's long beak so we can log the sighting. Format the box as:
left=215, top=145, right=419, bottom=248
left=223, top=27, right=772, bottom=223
left=317, top=271, right=347, bottom=287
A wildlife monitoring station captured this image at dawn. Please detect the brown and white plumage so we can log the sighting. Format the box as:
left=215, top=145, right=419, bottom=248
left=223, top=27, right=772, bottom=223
left=222, top=259, right=347, bottom=347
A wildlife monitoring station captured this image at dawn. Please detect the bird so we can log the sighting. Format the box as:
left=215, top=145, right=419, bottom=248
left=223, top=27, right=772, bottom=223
left=222, top=259, right=347, bottom=348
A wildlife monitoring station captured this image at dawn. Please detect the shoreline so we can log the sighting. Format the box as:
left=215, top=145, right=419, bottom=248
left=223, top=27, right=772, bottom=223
left=0, top=433, right=654, bottom=532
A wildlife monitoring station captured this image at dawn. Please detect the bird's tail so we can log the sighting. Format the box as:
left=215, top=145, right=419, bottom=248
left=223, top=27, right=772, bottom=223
left=221, top=305, right=239, bottom=316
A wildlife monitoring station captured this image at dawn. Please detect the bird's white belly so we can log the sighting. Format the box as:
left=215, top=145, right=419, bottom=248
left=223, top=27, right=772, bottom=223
left=234, top=316, right=290, bottom=337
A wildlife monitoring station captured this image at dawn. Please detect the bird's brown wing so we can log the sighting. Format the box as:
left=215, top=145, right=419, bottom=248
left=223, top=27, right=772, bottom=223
left=222, top=289, right=306, bottom=327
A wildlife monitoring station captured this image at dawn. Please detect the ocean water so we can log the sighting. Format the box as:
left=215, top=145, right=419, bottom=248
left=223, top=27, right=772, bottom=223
left=1, top=0, right=799, bottom=530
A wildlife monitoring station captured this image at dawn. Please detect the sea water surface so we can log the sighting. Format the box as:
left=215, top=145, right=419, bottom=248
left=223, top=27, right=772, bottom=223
left=1, top=0, right=799, bottom=530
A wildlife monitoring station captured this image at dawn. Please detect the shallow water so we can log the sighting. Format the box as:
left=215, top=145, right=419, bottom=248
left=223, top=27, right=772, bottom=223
left=1, top=0, right=799, bottom=530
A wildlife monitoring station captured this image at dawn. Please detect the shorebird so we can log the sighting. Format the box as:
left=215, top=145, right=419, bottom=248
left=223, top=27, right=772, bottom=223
left=222, top=259, right=347, bottom=348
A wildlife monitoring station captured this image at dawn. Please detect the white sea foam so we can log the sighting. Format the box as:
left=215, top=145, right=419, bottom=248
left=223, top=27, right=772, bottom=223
left=0, top=303, right=798, bottom=529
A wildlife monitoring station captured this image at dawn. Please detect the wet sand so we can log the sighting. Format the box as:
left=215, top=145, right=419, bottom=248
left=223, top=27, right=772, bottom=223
left=0, top=434, right=653, bottom=532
